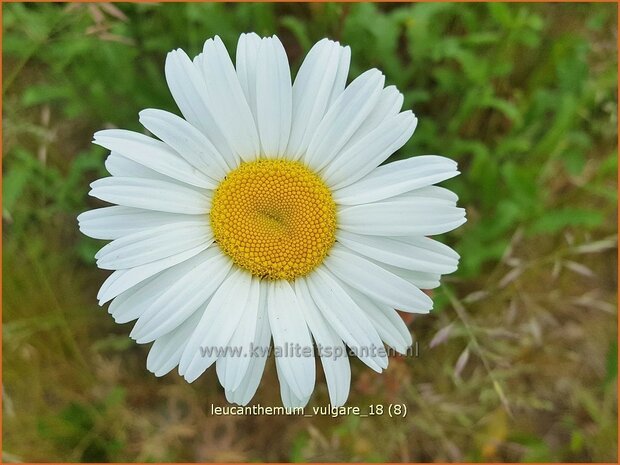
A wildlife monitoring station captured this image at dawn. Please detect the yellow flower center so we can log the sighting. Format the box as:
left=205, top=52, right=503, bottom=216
left=210, top=159, right=337, bottom=280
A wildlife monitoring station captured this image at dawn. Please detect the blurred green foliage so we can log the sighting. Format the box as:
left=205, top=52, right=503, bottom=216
left=3, top=2, right=617, bottom=462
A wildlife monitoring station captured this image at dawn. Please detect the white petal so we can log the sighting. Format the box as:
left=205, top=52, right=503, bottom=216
left=146, top=310, right=203, bottom=377
left=327, top=86, right=403, bottom=175
left=179, top=269, right=252, bottom=382
left=165, top=49, right=237, bottom=166
left=375, top=262, right=441, bottom=291
left=337, top=196, right=466, bottom=236
left=216, top=276, right=261, bottom=391
left=334, top=155, right=459, bottom=205
left=346, top=285, right=412, bottom=354
left=97, top=244, right=207, bottom=305
left=130, top=249, right=233, bottom=343
left=78, top=206, right=202, bottom=240
left=105, top=152, right=170, bottom=181
left=106, top=251, right=208, bottom=322
left=89, top=177, right=211, bottom=214
left=336, top=230, right=459, bottom=274
left=303, top=69, right=385, bottom=171
left=236, top=32, right=262, bottom=120
left=192, top=51, right=204, bottom=70
left=322, top=111, right=417, bottom=189
left=93, top=129, right=215, bottom=188
left=306, top=267, right=387, bottom=372
left=95, top=221, right=212, bottom=270
left=286, top=39, right=350, bottom=160
left=200, top=36, right=260, bottom=162
left=107, top=275, right=161, bottom=324
left=139, top=109, right=231, bottom=178
left=296, top=278, right=350, bottom=407
left=398, top=235, right=460, bottom=260
left=275, top=359, right=311, bottom=409
left=255, top=36, right=292, bottom=157
left=324, top=245, right=433, bottom=313
left=267, top=280, right=315, bottom=399
left=397, top=185, right=460, bottom=203
left=104, top=153, right=207, bottom=193
left=225, top=281, right=271, bottom=406
left=328, top=45, right=351, bottom=106
left=345, top=85, right=404, bottom=146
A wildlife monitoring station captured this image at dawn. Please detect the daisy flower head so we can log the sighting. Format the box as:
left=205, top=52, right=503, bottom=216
left=78, top=33, right=466, bottom=408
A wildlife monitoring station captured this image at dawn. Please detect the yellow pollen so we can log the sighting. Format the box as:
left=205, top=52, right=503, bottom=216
left=210, top=158, right=337, bottom=280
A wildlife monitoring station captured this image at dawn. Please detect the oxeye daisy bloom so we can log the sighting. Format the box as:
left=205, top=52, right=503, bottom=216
left=78, top=33, right=466, bottom=408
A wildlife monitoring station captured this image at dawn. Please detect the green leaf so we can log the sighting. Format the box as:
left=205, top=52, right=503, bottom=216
left=529, top=208, right=604, bottom=234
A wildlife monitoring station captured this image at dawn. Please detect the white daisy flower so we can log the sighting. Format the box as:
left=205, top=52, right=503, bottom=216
left=78, top=33, right=466, bottom=408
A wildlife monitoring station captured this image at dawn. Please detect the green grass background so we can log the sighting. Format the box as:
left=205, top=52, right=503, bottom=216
left=3, top=2, right=617, bottom=462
